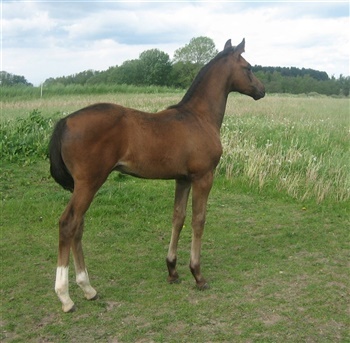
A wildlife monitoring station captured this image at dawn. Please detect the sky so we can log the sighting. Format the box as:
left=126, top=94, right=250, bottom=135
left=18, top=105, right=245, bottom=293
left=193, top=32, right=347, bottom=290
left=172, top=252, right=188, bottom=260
left=1, top=0, right=349, bottom=86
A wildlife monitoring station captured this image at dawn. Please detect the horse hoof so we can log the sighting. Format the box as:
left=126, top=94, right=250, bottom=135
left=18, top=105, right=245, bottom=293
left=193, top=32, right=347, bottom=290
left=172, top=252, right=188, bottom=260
left=167, top=277, right=181, bottom=284
left=197, top=282, right=210, bottom=290
left=65, top=304, right=76, bottom=313
left=89, top=293, right=99, bottom=301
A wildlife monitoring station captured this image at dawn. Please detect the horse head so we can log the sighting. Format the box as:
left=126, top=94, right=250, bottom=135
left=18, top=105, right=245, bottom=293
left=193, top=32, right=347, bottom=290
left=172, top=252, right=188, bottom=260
left=224, top=39, right=265, bottom=100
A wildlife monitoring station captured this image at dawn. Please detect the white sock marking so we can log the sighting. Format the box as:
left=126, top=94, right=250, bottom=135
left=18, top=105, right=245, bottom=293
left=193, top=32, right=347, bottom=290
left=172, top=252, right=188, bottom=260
left=55, top=266, right=74, bottom=312
left=76, top=269, right=97, bottom=300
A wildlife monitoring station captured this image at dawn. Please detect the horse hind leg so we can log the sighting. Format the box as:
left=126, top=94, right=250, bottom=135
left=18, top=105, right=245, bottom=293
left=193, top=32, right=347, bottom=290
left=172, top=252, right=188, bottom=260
left=55, top=200, right=79, bottom=313
left=55, top=182, right=100, bottom=312
left=72, top=218, right=98, bottom=302
left=166, top=179, right=191, bottom=284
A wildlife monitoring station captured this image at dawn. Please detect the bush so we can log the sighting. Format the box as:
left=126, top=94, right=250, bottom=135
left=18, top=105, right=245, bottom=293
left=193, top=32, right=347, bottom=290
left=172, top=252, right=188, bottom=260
left=0, top=109, right=55, bottom=163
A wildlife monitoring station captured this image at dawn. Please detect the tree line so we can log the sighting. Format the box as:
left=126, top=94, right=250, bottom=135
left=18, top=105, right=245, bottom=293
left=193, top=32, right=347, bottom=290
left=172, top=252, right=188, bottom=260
left=1, top=37, right=349, bottom=96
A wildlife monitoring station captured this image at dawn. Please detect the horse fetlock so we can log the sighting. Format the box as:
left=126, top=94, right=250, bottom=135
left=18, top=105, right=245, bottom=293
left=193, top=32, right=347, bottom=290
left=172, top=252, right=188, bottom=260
left=55, top=287, right=75, bottom=312
left=76, top=269, right=97, bottom=300
left=189, top=262, right=207, bottom=288
left=55, top=285, right=75, bottom=312
left=166, top=257, right=177, bottom=270
left=166, top=257, right=180, bottom=283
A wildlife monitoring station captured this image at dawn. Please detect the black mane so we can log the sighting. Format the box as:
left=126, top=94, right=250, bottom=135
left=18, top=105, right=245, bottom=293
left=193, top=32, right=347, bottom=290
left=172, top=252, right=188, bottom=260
left=169, top=48, right=233, bottom=109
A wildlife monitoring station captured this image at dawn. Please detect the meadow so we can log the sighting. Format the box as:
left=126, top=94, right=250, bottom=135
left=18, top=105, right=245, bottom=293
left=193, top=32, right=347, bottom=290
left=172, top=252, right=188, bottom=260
left=1, top=92, right=349, bottom=342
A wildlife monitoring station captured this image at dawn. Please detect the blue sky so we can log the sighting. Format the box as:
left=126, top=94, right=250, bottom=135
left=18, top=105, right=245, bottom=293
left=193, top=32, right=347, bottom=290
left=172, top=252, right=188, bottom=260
left=1, top=1, right=349, bottom=85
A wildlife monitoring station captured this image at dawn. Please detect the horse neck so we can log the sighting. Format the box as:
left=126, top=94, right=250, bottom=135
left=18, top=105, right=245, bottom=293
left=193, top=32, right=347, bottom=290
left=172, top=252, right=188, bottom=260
left=178, top=61, right=231, bottom=129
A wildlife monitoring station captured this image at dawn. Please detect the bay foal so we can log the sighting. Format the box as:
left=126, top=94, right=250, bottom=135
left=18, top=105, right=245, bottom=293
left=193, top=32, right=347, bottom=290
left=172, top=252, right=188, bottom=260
left=49, top=38, right=265, bottom=312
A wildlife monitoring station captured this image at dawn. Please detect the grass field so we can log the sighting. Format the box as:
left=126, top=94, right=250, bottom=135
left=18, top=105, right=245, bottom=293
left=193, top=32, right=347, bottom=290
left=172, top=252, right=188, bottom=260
left=2, top=92, right=349, bottom=203
left=1, top=93, right=349, bottom=342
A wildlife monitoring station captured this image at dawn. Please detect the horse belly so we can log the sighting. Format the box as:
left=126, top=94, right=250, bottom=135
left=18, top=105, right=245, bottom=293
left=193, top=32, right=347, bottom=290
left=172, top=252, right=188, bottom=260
left=115, top=135, right=219, bottom=180
left=114, top=151, right=188, bottom=180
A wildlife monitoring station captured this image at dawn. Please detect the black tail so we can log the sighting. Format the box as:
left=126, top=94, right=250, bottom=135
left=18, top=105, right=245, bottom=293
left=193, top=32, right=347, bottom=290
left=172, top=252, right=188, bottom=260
left=49, top=118, right=74, bottom=192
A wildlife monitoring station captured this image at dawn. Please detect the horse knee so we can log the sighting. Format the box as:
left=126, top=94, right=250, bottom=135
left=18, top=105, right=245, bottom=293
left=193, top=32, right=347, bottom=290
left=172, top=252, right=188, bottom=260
left=191, top=220, right=205, bottom=239
left=192, top=211, right=206, bottom=227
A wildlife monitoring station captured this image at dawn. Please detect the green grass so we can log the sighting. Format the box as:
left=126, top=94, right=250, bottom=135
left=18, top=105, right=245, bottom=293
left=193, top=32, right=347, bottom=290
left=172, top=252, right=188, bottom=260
left=1, top=93, right=349, bottom=341
left=1, top=161, right=349, bottom=342
left=219, top=94, right=350, bottom=203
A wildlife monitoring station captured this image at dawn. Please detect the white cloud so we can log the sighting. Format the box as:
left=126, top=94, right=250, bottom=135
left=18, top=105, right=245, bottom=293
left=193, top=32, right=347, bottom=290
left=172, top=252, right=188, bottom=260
left=1, top=1, right=349, bottom=85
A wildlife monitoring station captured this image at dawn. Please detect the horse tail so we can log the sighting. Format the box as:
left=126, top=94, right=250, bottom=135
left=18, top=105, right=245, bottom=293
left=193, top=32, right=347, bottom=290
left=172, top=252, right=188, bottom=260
left=49, top=118, right=74, bottom=192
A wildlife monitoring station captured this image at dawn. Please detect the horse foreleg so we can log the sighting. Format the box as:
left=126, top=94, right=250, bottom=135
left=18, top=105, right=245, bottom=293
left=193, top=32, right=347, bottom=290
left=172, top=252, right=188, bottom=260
left=166, top=179, right=191, bottom=283
left=72, top=219, right=97, bottom=301
left=190, top=172, right=214, bottom=290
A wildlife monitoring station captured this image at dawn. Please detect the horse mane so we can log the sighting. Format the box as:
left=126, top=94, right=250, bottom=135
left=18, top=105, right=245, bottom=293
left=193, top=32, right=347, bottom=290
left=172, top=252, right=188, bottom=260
left=169, top=48, right=233, bottom=110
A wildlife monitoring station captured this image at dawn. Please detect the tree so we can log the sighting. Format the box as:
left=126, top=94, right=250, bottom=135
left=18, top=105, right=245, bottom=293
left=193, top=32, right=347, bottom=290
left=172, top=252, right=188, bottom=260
left=172, top=37, right=218, bottom=87
left=139, top=49, right=172, bottom=86
left=116, top=59, right=142, bottom=85
left=0, top=71, right=32, bottom=86
left=338, top=74, right=350, bottom=96
left=173, top=36, right=218, bottom=65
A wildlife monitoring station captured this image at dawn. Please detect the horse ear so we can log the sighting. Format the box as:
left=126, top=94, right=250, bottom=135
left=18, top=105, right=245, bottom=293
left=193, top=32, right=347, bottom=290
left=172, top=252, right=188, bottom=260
left=224, top=39, right=232, bottom=50
left=234, top=38, right=245, bottom=55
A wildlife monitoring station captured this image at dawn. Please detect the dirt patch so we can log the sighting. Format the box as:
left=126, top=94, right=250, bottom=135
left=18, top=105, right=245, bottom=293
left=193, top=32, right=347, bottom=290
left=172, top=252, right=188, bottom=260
left=106, top=301, right=122, bottom=312
left=259, top=310, right=284, bottom=326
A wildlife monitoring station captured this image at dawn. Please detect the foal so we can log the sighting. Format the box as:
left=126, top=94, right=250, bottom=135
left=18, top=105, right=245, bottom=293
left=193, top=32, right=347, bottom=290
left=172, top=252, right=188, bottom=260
left=50, top=38, right=265, bottom=312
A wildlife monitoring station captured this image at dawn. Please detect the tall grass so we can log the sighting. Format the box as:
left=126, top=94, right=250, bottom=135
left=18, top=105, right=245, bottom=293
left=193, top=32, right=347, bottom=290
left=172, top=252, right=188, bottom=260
left=1, top=94, right=348, bottom=203
left=1, top=92, right=183, bottom=122
left=1, top=84, right=183, bottom=101
left=218, top=95, right=350, bottom=203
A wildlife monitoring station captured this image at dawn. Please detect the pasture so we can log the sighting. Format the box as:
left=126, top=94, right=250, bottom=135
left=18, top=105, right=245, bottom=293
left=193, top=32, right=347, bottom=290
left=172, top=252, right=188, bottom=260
left=1, top=93, right=349, bottom=342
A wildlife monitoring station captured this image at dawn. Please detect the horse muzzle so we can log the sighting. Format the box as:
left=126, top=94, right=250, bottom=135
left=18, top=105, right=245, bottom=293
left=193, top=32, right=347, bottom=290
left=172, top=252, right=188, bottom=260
left=253, top=85, right=266, bottom=100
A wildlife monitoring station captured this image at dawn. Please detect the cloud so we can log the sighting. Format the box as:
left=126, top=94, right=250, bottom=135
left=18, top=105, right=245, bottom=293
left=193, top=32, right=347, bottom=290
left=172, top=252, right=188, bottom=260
left=2, top=1, right=349, bottom=85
